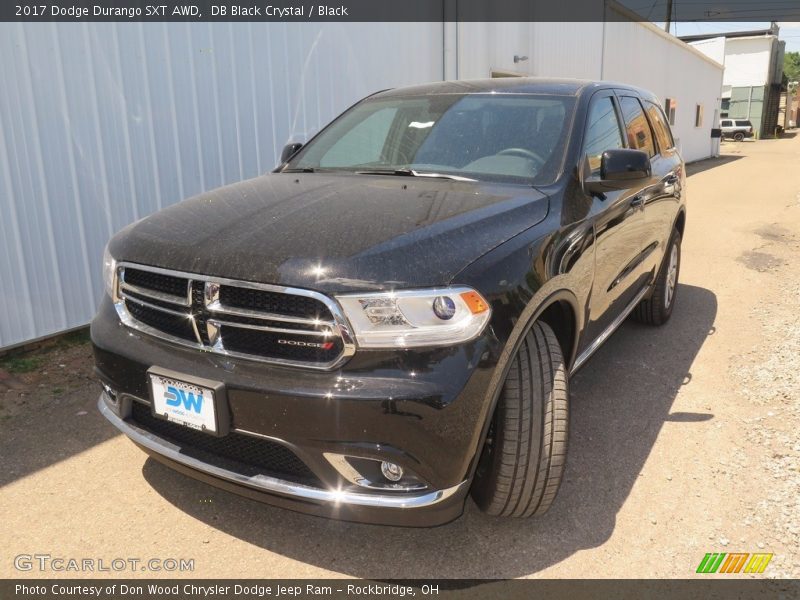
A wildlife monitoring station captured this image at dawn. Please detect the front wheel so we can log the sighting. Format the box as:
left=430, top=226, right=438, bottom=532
left=471, top=321, right=569, bottom=517
left=632, top=230, right=681, bottom=326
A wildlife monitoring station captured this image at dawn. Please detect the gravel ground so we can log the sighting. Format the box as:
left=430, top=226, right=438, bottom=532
left=1, top=135, right=799, bottom=579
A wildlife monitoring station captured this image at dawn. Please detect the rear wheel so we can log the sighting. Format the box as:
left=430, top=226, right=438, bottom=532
left=632, top=229, right=681, bottom=326
left=471, top=321, right=569, bottom=517
left=734, top=132, right=745, bottom=142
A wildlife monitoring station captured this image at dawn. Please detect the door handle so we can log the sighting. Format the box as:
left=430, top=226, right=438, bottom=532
left=663, top=173, right=679, bottom=196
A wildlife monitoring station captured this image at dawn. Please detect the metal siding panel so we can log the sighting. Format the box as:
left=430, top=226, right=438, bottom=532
left=0, top=115, right=37, bottom=347
left=1, top=22, right=443, bottom=349
left=1, top=24, right=69, bottom=340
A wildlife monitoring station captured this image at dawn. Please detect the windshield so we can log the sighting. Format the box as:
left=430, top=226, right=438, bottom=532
left=286, top=93, right=575, bottom=185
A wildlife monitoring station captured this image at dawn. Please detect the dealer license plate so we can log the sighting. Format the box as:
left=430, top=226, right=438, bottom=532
left=149, top=372, right=217, bottom=434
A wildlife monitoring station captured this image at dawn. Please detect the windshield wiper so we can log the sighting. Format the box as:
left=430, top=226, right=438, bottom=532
left=355, top=168, right=414, bottom=177
left=355, top=168, right=476, bottom=182
left=282, top=167, right=316, bottom=173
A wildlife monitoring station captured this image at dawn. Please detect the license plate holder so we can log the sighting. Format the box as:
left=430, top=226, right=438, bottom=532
left=147, top=367, right=230, bottom=437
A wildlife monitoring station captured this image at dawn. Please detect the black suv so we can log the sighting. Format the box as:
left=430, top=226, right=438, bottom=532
left=94, top=78, right=685, bottom=526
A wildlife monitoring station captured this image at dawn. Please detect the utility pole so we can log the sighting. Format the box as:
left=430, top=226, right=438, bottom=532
left=665, top=0, right=673, bottom=33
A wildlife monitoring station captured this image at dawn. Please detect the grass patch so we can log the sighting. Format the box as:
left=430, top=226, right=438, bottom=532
left=1, top=355, right=44, bottom=374
left=57, top=329, right=90, bottom=348
left=0, top=327, right=89, bottom=374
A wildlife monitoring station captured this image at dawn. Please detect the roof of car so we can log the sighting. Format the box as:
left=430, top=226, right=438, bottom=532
left=373, top=78, right=655, bottom=100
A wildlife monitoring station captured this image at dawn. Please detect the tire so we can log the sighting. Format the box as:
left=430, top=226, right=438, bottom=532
left=734, top=132, right=745, bottom=142
left=471, top=321, right=569, bottom=517
left=632, top=229, right=681, bottom=326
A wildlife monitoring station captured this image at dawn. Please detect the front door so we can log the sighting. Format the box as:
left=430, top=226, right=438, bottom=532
left=580, top=91, right=653, bottom=348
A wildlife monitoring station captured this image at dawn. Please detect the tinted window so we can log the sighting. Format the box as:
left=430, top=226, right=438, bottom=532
left=320, top=107, right=397, bottom=167
left=645, top=101, right=675, bottom=152
left=619, top=96, right=656, bottom=157
left=721, top=120, right=732, bottom=127
left=291, top=94, right=575, bottom=185
left=583, top=96, right=624, bottom=172
left=735, top=120, right=752, bottom=127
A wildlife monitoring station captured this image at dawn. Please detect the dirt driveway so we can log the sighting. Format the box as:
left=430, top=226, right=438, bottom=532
left=2, top=135, right=799, bottom=579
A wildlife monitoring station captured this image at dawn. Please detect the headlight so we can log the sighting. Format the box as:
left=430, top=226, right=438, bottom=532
left=336, top=287, right=491, bottom=348
left=102, top=244, right=117, bottom=300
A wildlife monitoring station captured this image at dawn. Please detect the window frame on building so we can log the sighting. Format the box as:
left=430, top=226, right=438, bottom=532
left=664, top=97, right=677, bottom=126
left=695, top=104, right=704, bottom=128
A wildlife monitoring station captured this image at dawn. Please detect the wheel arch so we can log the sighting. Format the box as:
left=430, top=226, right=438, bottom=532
left=464, top=288, right=580, bottom=484
left=536, top=298, right=579, bottom=371
left=674, top=208, right=686, bottom=238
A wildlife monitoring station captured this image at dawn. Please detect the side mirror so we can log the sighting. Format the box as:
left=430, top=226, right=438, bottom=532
left=584, top=148, right=652, bottom=194
left=280, top=142, right=303, bottom=164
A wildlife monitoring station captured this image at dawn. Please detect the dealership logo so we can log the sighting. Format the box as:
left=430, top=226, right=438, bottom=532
left=696, top=552, right=773, bottom=574
left=278, top=339, right=334, bottom=350
left=164, top=386, right=203, bottom=414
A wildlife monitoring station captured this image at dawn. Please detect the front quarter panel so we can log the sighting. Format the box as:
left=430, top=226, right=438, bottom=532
left=450, top=189, right=596, bottom=475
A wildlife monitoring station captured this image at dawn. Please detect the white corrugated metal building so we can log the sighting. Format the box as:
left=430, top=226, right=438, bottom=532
left=0, top=8, right=722, bottom=350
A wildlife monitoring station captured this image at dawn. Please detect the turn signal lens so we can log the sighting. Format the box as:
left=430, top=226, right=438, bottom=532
left=460, top=291, right=489, bottom=314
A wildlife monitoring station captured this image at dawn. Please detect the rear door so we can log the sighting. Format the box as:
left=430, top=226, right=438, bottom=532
left=641, top=98, right=683, bottom=275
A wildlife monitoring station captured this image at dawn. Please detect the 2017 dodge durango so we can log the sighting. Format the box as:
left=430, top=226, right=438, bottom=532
left=94, top=78, right=686, bottom=526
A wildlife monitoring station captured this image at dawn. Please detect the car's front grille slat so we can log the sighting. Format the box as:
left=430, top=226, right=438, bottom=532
left=205, top=311, right=328, bottom=332
left=210, top=318, right=333, bottom=337
left=114, top=263, right=351, bottom=369
left=124, top=299, right=197, bottom=342
left=120, top=289, right=191, bottom=315
left=206, top=302, right=333, bottom=327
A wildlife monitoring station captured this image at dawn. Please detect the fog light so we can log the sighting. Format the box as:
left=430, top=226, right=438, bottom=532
left=432, top=296, right=456, bottom=320
left=380, top=461, right=404, bottom=482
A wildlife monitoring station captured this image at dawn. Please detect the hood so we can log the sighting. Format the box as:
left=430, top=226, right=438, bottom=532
left=109, top=173, right=549, bottom=293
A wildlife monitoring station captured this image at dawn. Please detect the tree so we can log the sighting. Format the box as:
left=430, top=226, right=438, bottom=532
left=784, top=51, right=800, bottom=86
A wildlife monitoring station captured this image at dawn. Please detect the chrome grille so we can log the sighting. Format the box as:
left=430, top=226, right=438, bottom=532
left=114, top=263, right=355, bottom=369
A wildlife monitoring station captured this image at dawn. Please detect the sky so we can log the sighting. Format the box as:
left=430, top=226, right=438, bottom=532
left=664, top=21, right=800, bottom=53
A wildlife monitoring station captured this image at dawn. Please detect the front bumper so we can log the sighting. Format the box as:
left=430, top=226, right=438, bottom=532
left=92, top=297, right=498, bottom=526
left=98, top=393, right=469, bottom=526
